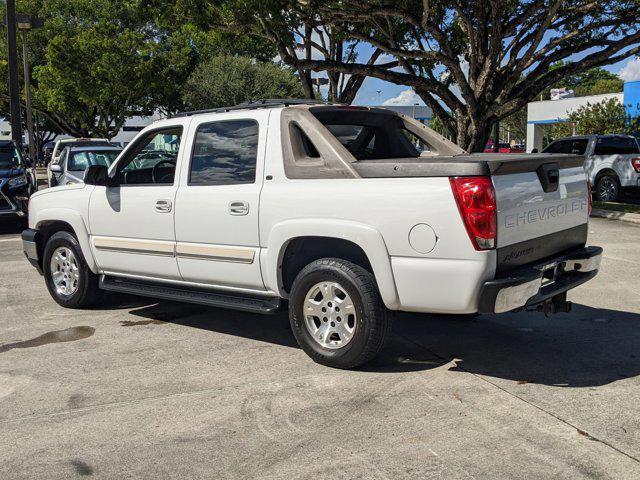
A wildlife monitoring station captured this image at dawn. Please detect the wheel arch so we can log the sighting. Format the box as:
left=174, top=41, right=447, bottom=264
left=594, top=167, right=619, bottom=184
left=33, top=209, right=98, bottom=272
left=263, top=219, right=400, bottom=310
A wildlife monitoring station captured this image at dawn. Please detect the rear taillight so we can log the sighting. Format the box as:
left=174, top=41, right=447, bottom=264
left=449, top=176, right=496, bottom=250
left=586, top=177, right=593, bottom=216
left=631, top=158, right=640, bottom=173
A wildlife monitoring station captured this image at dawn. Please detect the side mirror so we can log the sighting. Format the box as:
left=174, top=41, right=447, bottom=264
left=50, top=164, right=62, bottom=173
left=531, top=148, right=539, bottom=153
left=84, top=165, right=110, bottom=186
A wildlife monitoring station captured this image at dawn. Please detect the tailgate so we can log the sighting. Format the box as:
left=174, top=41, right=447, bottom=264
left=491, top=155, right=589, bottom=271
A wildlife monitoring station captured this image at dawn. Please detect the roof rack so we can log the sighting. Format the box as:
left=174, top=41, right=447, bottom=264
left=170, top=99, right=332, bottom=118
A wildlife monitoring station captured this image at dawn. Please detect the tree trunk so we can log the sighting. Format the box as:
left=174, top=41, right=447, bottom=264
left=456, top=113, right=494, bottom=153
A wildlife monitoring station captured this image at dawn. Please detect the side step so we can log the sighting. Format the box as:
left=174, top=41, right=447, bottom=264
left=99, top=275, right=282, bottom=314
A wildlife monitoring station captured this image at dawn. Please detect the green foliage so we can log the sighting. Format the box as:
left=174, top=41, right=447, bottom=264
left=182, top=56, right=305, bottom=110
left=543, top=66, right=625, bottom=99
left=34, top=25, right=158, bottom=137
left=550, top=98, right=640, bottom=137
left=428, top=115, right=453, bottom=139
left=0, top=0, right=282, bottom=138
left=501, top=109, right=527, bottom=142
left=563, top=68, right=624, bottom=97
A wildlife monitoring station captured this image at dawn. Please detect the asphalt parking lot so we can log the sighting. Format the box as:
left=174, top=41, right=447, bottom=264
left=1, top=217, right=639, bottom=479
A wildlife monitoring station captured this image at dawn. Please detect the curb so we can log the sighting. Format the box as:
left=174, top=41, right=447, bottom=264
left=591, top=209, right=640, bottom=225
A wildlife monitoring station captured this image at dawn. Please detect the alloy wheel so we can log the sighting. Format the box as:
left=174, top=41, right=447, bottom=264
left=303, top=281, right=357, bottom=349
left=50, top=247, right=80, bottom=296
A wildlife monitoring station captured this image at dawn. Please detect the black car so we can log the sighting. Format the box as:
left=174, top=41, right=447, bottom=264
left=0, top=140, right=36, bottom=218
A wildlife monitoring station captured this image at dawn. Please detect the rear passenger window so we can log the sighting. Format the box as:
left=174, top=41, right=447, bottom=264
left=543, top=140, right=569, bottom=154
left=594, top=137, right=640, bottom=155
left=569, top=139, right=588, bottom=155
left=189, top=120, right=258, bottom=186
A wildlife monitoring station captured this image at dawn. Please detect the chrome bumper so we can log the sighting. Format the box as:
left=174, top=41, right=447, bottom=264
left=479, top=246, right=602, bottom=314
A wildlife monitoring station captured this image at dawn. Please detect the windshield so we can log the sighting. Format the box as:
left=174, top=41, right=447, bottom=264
left=68, top=150, right=121, bottom=172
left=0, top=144, right=21, bottom=169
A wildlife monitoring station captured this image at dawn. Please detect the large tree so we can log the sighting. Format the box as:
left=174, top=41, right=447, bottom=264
left=1, top=0, right=276, bottom=138
left=157, top=0, right=384, bottom=103
left=182, top=55, right=305, bottom=110
left=212, top=0, right=640, bottom=151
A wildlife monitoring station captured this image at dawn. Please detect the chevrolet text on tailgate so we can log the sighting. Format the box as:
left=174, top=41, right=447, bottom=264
left=22, top=100, right=602, bottom=369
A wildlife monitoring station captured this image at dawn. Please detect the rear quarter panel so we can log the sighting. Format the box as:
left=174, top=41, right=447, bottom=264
left=585, top=154, right=639, bottom=188
left=259, top=177, right=496, bottom=313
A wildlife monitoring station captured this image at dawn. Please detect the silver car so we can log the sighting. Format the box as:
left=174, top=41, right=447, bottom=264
left=542, top=134, right=640, bottom=202
left=49, top=146, right=122, bottom=187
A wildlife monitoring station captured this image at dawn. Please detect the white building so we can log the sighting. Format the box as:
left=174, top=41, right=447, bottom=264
left=526, top=80, right=640, bottom=152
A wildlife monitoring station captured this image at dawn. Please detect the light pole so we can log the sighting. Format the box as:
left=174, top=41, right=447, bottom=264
left=16, top=14, right=44, bottom=164
left=492, top=121, right=501, bottom=153
left=4, top=0, right=22, bottom=146
left=312, top=77, right=329, bottom=98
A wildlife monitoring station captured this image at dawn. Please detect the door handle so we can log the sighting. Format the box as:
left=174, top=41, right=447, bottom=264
left=155, top=199, right=172, bottom=213
left=229, top=201, right=249, bottom=216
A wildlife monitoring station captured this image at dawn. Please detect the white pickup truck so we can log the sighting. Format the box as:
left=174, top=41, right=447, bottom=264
left=23, top=100, right=602, bottom=369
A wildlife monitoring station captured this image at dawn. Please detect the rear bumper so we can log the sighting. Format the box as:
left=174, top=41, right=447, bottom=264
left=22, top=228, right=43, bottom=274
left=478, top=246, right=602, bottom=314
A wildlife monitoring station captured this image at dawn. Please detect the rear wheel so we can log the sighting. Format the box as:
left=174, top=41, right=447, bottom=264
left=595, top=174, right=621, bottom=202
left=43, top=231, right=102, bottom=308
left=289, top=258, right=392, bottom=369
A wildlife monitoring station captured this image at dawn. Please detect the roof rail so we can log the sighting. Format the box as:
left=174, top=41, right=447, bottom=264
left=170, top=99, right=333, bottom=118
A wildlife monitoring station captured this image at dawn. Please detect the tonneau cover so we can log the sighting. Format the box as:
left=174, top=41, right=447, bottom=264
left=351, top=153, right=585, bottom=178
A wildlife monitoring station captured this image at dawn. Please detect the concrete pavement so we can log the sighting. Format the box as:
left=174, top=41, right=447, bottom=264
left=1, top=217, right=639, bottom=479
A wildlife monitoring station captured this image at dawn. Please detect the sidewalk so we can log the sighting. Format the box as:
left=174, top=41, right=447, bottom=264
left=591, top=208, right=640, bottom=225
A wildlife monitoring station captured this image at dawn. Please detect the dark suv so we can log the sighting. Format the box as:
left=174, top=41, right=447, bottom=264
left=0, top=140, right=36, bottom=218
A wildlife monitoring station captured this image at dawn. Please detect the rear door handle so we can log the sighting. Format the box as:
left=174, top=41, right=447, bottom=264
left=229, top=201, right=249, bottom=216
left=155, top=199, right=172, bottom=213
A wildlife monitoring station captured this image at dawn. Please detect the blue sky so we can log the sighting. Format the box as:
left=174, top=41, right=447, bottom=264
left=351, top=54, right=640, bottom=107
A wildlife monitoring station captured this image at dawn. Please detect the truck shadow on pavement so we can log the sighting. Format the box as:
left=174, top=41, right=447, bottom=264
left=124, top=298, right=640, bottom=387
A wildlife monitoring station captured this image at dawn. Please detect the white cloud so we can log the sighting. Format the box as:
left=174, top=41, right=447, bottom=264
left=620, top=57, right=640, bottom=82
left=382, top=89, right=425, bottom=106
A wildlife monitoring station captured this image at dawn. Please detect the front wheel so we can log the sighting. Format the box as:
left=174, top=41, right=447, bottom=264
left=43, top=231, right=102, bottom=308
left=595, top=174, right=621, bottom=202
left=289, top=258, right=392, bottom=369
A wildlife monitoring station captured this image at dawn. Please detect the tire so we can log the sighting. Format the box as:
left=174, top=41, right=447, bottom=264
left=595, top=174, right=621, bottom=202
left=43, top=231, right=102, bottom=308
left=288, top=258, right=392, bottom=369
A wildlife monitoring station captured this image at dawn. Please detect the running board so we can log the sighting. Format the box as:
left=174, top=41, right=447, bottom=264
left=99, top=275, right=282, bottom=314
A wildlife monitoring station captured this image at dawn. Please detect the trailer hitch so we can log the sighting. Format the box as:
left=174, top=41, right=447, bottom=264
left=527, top=292, right=572, bottom=317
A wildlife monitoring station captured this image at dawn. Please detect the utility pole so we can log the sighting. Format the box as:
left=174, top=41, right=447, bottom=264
left=21, top=30, right=35, bottom=161
left=5, top=0, right=22, bottom=146
left=17, top=14, right=43, bottom=163
left=492, top=121, right=500, bottom=153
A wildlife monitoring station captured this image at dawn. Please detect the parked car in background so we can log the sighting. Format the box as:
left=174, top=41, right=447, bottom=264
left=42, top=141, right=55, bottom=166
left=483, top=142, right=525, bottom=153
left=542, top=134, right=640, bottom=202
left=0, top=140, right=36, bottom=219
left=49, top=145, right=123, bottom=187
left=47, top=139, right=117, bottom=187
